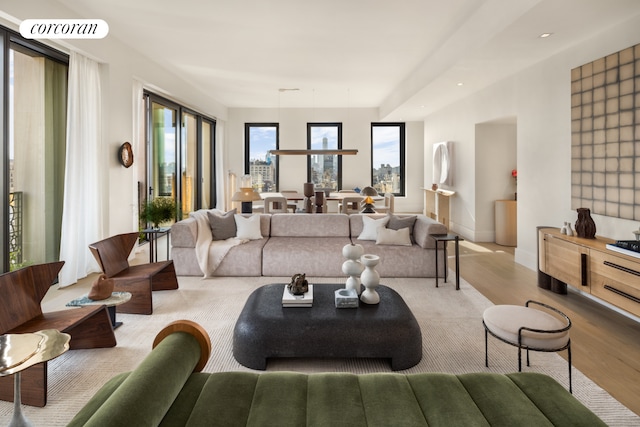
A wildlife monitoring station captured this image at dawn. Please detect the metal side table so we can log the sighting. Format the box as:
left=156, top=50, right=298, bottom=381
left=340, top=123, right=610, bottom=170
left=430, top=233, right=464, bottom=290
left=141, top=227, right=171, bottom=262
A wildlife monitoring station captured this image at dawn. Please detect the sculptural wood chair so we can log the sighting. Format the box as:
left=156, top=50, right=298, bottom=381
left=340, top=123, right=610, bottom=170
left=483, top=300, right=572, bottom=393
left=339, top=196, right=364, bottom=214
left=89, top=232, right=178, bottom=315
left=0, top=261, right=116, bottom=406
left=263, top=196, right=289, bottom=213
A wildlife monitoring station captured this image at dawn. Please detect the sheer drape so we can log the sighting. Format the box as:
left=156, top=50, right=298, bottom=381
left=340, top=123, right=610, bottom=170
left=215, top=120, right=226, bottom=210
left=58, top=52, right=105, bottom=287
left=132, top=80, right=144, bottom=231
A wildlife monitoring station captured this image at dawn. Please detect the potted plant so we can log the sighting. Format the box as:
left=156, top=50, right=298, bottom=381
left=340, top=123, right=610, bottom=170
left=140, top=197, right=176, bottom=228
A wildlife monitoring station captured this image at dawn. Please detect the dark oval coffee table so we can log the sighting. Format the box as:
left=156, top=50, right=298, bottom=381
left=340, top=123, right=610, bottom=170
left=232, top=283, right=422, bottom=370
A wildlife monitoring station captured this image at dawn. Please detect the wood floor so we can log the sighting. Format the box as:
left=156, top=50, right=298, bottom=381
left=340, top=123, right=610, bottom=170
left=451, top=240, right=640, bottom=416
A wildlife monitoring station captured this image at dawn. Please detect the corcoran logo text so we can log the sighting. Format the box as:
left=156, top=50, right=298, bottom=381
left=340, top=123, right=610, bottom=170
left=20, top=19, right=109, bottom=39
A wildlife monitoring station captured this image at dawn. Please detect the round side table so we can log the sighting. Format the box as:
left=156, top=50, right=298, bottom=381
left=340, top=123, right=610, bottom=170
left=0, top=329, right=70, bottom=427
left=66, top=292, right=132, bottom=329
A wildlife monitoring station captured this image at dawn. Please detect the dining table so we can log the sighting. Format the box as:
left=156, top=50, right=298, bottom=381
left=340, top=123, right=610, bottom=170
left=261, top=192, right=382, bottom=201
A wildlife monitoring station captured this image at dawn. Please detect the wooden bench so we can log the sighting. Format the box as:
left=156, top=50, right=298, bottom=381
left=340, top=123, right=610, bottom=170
left=0, top=261, right=116, bottom=407
left=89, top=232, right=179, bottom=315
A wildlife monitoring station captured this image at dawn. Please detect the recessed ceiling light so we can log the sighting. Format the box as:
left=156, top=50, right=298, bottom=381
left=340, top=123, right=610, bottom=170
left=539, top=33, right=553, bottom=38
left=457, top=82, right=464, bottom=86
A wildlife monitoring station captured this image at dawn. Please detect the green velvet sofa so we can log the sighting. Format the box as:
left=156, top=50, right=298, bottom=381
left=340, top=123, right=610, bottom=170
left=68, top=321, right=606, bottom=427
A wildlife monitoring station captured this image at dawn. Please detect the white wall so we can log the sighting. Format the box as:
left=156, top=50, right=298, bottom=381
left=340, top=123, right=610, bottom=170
left=424, top=14, right=640, bottom=271
left=226, top=108, right=425, bottom=213
left=475, top=122, right=517, bottom=242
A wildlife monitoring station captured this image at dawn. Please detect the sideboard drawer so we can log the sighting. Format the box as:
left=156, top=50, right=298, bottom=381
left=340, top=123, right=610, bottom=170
left=543, top=234, right=587, bottom=289
left=590, top=249, right=640, bottom=317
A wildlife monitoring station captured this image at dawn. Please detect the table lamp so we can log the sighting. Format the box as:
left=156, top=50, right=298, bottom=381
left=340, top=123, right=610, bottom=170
left=360, top=186, right=378, bottom=213
left=360, top=186, right=378, bottom=197
left=232, top=187, right=262, bottom=214
left=361, top=196, right=376, bottom=213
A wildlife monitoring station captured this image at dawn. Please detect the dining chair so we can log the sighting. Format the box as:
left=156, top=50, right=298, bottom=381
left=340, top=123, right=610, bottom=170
left=339, top=196, right=364, bottom=214
left=263, top=196, right=289, bottom=213
left=375, top=193, right=395, bottom=214
left=280, top=190, right=299, bottom=212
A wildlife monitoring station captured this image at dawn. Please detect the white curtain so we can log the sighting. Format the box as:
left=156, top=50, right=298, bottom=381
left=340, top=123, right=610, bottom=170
left=215, top=120, right=226, bottom=210
left=132, top=80, right=144, bottom=231
left=58, top=52, right=105, bottom=287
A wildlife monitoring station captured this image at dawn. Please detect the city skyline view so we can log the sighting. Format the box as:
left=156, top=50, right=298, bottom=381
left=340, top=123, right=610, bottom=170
left=248, top=124, right=400, bottom=168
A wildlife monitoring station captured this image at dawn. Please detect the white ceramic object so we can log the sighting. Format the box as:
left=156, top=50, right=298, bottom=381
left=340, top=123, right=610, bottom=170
left=342, top=243, right=364, bottom=295
left=360, top=254, right=380, bottom=304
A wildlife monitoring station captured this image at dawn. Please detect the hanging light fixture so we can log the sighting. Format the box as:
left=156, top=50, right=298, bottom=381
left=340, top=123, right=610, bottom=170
left=271, top=88, right=358, bottom=156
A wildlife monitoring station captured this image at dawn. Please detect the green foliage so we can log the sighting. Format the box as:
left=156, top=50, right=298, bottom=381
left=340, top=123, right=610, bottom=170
left=141, top=197, right=176, bottom=228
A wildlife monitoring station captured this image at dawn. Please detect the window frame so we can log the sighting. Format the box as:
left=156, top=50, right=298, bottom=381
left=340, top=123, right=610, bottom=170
left=244, top=123, right=280, bottom=192
left=1, top=26, right=69, bottom=273
left=371, top=122, right=406, bottom=197
left=143, top=90, right=216, bottom=223
left=306, top=122, right=343, bottom=190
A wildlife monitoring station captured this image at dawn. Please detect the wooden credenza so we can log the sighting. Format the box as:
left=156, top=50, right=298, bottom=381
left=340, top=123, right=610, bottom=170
left=423, top=188, right=454, bottom=229
left=538, top=227, right=640, bottom=318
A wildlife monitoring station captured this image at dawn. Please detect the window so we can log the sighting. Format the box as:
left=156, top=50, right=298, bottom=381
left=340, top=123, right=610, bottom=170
left=143, top=92, right=216, bottom=225
left=307, top=123, right=342, bottom=190
left=1, top=27, right=69, bottom=272
left=371, top=123, right=405, bottom=196
left=245, top=123, right=279, bottom=192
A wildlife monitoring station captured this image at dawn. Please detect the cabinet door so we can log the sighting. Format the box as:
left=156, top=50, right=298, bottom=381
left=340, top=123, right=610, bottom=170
left=590, top=250, right=640, bottom=317
left=544, top=234, right=587, bottom=289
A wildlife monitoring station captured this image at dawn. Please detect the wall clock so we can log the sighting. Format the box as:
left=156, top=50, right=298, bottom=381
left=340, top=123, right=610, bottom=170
left=118, top=142, right=133, bottom=168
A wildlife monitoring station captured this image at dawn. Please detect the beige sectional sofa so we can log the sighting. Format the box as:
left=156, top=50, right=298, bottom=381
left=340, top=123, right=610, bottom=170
left=171, top=212, right=447, bottom=278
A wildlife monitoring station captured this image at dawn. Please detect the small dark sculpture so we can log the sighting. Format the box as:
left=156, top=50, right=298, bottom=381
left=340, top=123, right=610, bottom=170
left=288, top=273, right=309, bottom=295
left=575, top=207, right=596, bottom=239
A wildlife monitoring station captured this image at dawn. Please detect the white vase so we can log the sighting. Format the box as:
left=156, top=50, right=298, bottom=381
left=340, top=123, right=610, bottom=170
left=566, top=222, right=574, bottom=236
left=342, top=244, right=364, bottom=294
left=360, top=254, right=380, bottom=304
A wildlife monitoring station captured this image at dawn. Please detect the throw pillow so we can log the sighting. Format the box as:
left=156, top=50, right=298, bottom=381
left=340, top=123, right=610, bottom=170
left=235, top=214, right=263, bottom=240
left=376, top=227, right=412, bottom=246
left=387, top=213, right=417, bottom=242
left=357, top=215, right=389, bottom=240
left=207, top=209, right=237, bottom=240
left=387, top=213, right=417, bottom=232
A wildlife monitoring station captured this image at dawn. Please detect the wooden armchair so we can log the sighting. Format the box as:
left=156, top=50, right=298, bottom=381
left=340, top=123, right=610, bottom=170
left=0, top=261, right=116, bottom=407
left=89, top=232, right=178, bottom=315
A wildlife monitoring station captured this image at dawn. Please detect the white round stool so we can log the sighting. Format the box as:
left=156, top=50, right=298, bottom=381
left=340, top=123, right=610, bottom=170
left=483, top=300, right=572, bottom=393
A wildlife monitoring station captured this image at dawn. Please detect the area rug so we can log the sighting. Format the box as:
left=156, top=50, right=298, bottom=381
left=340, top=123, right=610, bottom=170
left=1, top=275, right=638, bottom=426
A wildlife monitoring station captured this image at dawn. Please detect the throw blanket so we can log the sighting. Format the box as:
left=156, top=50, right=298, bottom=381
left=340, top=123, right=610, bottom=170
left=189, top=210, right=247, bottom=278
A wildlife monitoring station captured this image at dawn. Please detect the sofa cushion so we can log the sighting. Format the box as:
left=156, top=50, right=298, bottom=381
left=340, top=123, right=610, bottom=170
left=207, top=209, right=237, bottom=240
left=387, top=214, right=417, bottom=241
left=270, top=214, right=350, bottom=237
left=262, top=236, right=350, bottom=276
left=351, top=239, right=441, bottom=277
left=235, top=214, right=262, bottom=240
left=357, top=215, right=389, bottom=240
left=376, top=227, right=412, bottom=246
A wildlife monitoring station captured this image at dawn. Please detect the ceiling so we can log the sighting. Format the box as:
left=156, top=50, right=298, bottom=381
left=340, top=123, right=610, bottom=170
left=56, top=0, right=640, bottom=120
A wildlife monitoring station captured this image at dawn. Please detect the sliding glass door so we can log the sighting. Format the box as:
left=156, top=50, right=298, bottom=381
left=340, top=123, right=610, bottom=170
left=144, top=92, right=216, bottom=226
